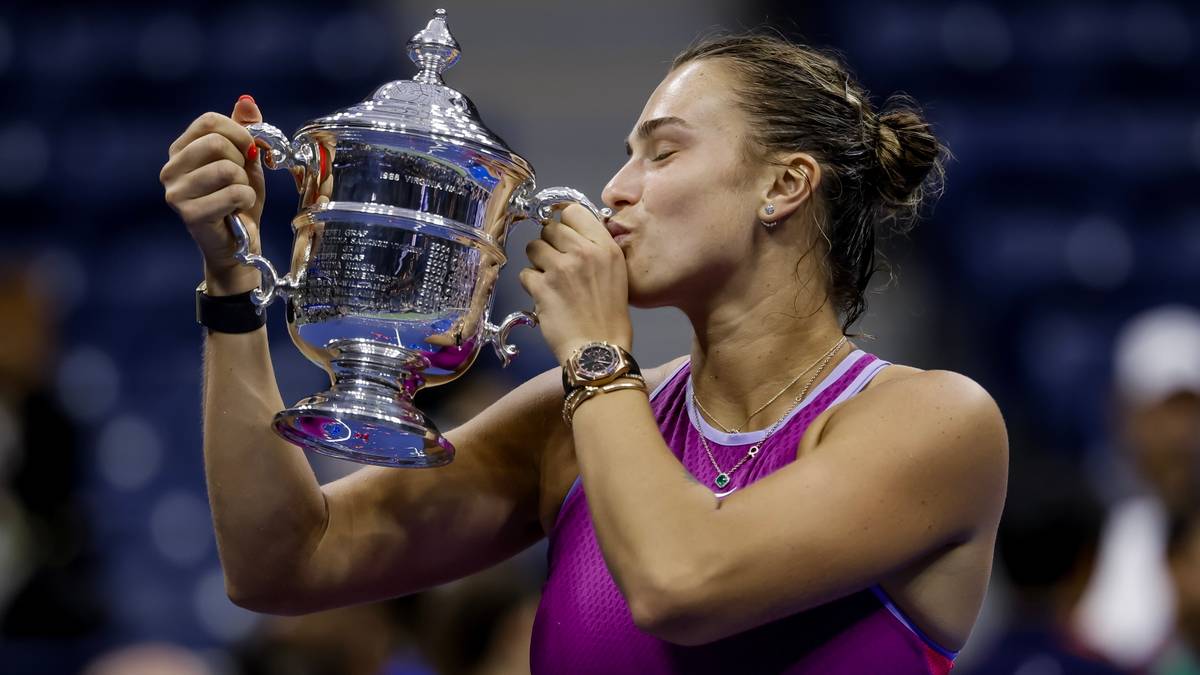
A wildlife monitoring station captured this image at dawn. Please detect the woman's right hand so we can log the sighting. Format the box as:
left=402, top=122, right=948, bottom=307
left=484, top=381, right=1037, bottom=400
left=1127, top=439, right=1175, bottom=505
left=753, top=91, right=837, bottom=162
left=160, top=96, right=266, bottom=295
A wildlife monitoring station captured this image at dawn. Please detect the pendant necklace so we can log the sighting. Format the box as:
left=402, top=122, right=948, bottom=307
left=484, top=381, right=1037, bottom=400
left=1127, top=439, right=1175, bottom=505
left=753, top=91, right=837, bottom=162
left=692, top=337, right=846, bottom=489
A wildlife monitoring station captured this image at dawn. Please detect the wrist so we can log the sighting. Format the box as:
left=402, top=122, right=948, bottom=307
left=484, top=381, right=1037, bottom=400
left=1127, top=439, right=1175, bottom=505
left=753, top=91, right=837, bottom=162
left=204, top=263, right=261, bottom=297
left=562, top=376, right=648, bottom=426
left=196, top=278, right=267, bottom=334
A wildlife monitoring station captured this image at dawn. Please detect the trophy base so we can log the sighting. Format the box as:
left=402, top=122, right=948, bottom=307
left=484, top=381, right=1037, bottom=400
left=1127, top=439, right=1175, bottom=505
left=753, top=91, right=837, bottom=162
left=273, top=388, right=454, bottom=468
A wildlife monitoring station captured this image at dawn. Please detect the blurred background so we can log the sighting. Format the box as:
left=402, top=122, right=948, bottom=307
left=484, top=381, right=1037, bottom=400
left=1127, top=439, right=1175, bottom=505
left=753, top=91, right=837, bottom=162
left=1, top=0, right=1199, bottom=673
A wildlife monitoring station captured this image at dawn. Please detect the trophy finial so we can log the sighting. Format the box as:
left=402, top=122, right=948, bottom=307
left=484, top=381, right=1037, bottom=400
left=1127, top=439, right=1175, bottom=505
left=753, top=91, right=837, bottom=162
left=407, top=8, right=461, bottom=85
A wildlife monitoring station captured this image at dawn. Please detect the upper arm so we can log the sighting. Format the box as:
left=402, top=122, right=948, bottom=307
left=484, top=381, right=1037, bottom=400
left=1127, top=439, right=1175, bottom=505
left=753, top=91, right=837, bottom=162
left=284, top=354, right=688, bottom=613
left=284, top=367, right=568, bottom=613
left=657, top=370, right=1008, bottom=641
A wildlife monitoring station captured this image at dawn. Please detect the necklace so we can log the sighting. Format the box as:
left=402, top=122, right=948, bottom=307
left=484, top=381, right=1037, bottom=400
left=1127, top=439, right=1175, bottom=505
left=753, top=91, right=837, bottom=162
left=693, top=338, right=846, bottom=489
left=693, top=336, right=847, bottom=433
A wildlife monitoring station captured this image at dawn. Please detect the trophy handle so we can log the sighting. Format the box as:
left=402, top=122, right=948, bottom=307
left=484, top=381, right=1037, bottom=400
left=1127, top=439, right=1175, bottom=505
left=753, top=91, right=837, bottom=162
left=220, top=122, right=310, bottom=310
left=513, top=186, right=605, bottom=223
left=223, top=213, right=296, bottom=310
left=490, top=186, right=606, bottom=366
left=244, top=121, right=315, bottom=172
left=483, top=310, right=539, bottom=367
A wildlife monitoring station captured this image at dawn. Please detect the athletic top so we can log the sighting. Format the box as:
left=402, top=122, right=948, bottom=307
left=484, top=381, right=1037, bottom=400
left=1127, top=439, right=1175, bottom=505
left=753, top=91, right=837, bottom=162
left=531, top=350, right=959, bottom=674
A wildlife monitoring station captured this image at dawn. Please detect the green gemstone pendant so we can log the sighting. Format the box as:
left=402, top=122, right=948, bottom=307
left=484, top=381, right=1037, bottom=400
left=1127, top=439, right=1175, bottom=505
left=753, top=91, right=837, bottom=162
left=714, top=473, right=731, bottom=489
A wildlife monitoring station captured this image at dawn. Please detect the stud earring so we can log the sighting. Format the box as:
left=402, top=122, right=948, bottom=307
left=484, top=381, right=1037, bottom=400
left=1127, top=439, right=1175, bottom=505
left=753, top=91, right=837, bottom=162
left=761, top=203, right=777, bottom=229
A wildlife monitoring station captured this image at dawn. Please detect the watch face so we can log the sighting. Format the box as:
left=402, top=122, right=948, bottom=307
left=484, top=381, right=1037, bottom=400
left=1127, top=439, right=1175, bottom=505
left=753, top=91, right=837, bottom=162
left=576, top=344, right=619, bottom=380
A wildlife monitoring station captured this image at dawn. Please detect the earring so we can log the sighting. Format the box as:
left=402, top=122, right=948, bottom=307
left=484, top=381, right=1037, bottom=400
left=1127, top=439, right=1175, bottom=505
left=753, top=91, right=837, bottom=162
left=761, top=202, right=776, bottom=228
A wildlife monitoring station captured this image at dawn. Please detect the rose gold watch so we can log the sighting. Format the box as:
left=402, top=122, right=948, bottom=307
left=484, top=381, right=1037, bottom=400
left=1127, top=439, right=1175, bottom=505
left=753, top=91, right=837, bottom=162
left=561, top=342, right=642, bottom=393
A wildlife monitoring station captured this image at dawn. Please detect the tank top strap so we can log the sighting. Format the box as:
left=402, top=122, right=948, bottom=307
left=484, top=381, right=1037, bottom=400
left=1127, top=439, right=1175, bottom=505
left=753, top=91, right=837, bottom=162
left=650, top=357, right=691, bottom=405
left=732, top=352, right=882, bottom=476
left=679, top=350, right=876, bottom=446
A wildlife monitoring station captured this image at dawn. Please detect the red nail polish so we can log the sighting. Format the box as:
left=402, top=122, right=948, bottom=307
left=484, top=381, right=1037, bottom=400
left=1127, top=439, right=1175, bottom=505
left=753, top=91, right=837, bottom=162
left=246, top=144, right=259, bottom=162
left=238, top=94, right=255, bottom=104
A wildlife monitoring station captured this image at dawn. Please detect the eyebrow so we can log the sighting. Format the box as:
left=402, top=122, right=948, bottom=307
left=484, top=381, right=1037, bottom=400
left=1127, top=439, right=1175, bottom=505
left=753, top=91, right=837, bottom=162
left=624, top=116, right=691, bottom=156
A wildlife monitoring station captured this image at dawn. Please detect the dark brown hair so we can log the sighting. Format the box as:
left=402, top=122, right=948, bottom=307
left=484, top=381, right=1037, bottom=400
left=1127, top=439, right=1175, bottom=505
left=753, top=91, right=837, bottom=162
left=672, top=33, right=947, bottom=332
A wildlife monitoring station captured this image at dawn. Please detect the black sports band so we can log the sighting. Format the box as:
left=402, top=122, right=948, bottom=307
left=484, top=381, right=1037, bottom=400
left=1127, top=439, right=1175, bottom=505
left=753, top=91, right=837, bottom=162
left=196, top=283, right=267, bottom=334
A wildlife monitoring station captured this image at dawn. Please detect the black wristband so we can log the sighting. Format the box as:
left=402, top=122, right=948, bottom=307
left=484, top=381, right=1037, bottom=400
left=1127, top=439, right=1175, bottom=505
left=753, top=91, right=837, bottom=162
left=196, top=282, right=267, bottom=334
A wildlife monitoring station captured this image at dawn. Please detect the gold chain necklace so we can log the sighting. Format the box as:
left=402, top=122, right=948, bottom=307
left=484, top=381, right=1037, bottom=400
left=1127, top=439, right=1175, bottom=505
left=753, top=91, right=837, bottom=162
left=692, top=339, right=846, bottom=490
left=693, top=336, right=847, bottom=433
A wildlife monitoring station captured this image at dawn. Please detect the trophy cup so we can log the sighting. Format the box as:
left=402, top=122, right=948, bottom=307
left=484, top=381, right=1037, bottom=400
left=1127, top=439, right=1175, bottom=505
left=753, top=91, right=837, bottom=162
left=224, top=9, right=602, bottom=468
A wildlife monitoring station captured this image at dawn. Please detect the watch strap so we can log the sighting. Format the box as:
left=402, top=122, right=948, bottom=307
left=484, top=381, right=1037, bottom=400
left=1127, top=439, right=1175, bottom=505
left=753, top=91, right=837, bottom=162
left=196, top=282, right=267, bottom=334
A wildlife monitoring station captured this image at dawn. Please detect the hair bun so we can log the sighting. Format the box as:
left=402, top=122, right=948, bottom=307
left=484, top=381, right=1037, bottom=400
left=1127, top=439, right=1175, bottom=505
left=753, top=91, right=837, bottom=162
left=873, top=103, right=944, bottom=214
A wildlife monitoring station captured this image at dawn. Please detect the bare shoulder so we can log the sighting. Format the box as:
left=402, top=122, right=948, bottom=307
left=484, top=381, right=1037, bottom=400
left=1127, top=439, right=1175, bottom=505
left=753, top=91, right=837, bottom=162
left=828, top=364, right=1005, bottom=436
left=645, top=354, right=689, bottom=390
left=817, top=365, right=1009, bottom=530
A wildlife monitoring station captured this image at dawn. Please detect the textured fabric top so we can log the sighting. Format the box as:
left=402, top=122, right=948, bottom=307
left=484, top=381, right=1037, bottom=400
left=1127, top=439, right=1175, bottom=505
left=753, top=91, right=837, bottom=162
left=530, top=350, right=958, bottom=674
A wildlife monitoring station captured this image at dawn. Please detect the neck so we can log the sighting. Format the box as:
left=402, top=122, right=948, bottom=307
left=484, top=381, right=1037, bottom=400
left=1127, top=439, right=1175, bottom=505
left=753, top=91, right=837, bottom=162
left=683, top=280, right=851, bottom=432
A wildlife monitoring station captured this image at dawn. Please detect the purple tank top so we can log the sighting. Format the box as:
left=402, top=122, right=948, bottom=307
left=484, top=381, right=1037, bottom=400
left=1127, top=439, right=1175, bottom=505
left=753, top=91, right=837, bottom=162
left=531, top=350, right=958, bottom=674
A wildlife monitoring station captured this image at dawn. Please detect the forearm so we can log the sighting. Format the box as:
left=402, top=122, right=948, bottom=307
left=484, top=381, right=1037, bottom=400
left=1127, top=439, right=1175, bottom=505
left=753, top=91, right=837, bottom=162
left=202, top=326, right=327, bottom=605
left=570, top=389, right=716, bottom=608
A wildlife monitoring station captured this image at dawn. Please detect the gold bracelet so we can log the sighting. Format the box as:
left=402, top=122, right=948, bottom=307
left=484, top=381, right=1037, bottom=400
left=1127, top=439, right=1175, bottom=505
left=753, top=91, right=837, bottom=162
left=561, top=372, right=645, bottom=410
left=561, top=372, right=645, bottom=412
left=562, top=378, right=648, bottom=426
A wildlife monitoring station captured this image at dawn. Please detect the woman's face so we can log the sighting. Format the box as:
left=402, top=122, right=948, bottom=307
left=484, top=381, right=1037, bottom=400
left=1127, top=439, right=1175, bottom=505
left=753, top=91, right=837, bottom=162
left=602, top=59, right=767, bottom=309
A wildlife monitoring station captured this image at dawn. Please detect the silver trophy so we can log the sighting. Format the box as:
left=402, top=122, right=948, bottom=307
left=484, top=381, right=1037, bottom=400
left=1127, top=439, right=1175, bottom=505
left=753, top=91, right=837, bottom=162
left=225, top=9, right=601, bottom=467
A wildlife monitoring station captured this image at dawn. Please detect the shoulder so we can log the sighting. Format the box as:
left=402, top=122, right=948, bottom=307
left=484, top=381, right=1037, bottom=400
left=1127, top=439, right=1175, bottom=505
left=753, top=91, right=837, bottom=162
left=644, top=355, right=689, bottom=392
left=819, top=365, right=1009, bottom=528
left=831, top=364, right=1004, bottom=435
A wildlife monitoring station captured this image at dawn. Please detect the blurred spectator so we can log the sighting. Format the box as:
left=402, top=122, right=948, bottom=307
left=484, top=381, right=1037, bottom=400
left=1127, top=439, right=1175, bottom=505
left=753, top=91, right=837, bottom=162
left=964, top=453, right=1128, bottom=675
left=415, top=557, right=541, bottom=675
left=234, top=596, right=430, bottom=675
left=0, top=268, right=107, bottom=640
left=1075, top=306, right=1200, bottom=669
left=1155, top=512, right=1200, bottom=674
left=82, top=642, right=213, bottom=675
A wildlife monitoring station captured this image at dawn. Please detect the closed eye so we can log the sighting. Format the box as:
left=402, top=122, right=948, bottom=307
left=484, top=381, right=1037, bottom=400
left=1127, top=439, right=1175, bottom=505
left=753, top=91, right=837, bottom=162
left=651, top=150, right=677, bottom=162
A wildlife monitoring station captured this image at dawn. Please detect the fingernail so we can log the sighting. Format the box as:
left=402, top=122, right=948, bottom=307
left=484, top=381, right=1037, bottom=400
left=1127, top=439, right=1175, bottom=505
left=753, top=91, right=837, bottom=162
left=246, top=144, right=259, bottom=162
left=238, top=94, right=255, bottom=104
left=318, top=145, right=329, bottom=181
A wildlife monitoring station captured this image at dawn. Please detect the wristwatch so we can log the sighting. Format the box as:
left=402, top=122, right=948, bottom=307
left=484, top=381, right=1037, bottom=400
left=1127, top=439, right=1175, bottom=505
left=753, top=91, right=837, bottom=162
left=561, top=341, right=642, bottom=393
left=560, top=342, right=646, bottom=426
left=195, top=280, right=267, bottom=334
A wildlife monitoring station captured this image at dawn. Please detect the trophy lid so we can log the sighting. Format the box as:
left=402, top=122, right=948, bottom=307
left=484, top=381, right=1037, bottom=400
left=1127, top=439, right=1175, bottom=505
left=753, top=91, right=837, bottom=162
left=302, top=9, right=521, bottom=163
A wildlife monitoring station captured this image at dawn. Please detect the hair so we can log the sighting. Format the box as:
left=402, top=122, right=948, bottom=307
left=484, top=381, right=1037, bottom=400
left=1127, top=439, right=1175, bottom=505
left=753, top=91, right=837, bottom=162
left=672, top=32, right=948, bottom=332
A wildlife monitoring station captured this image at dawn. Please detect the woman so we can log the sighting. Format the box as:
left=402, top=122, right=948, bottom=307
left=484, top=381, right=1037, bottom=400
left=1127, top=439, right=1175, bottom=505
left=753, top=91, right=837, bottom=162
left=160, top=32, right=1007, bottom=674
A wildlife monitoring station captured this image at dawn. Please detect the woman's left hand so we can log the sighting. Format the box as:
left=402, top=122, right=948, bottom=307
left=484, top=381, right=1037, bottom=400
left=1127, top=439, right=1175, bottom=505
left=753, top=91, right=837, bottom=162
left=518, top=204, right=633, bottom=365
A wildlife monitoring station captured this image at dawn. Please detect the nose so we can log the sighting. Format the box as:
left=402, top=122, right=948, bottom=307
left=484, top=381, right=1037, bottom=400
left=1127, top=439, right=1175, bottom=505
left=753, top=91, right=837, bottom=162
left=601, top=159, right=640, bottom=212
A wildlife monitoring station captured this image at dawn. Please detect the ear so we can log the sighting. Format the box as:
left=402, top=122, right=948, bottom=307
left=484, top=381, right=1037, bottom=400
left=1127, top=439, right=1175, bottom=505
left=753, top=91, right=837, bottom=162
left=758, top=152, right=822, bottom=223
